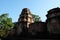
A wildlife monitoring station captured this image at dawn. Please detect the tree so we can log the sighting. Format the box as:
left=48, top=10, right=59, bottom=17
left=31, top=14, right=41, bottom=22
left=0, top=13, right=14, bottom=38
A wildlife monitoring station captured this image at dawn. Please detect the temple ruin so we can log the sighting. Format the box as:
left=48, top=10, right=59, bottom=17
left=4, top=7, right=60, bottom=40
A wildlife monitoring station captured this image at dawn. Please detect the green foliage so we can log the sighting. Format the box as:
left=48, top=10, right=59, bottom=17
left=0, top=13, right=14, bottom=38
left=31, top=14, right=41, bottom=22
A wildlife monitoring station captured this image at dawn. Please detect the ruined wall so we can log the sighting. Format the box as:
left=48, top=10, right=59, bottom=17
left=29, top=22, right=47, bottom=35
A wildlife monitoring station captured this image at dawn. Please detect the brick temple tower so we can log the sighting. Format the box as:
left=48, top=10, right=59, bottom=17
left=16, top=8, right=34, bottom=35
left=46, top=7, right=60, bottom=34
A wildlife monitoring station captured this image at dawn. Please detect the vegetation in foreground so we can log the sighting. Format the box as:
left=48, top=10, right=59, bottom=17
left=0, top=13, right=14, bottom=38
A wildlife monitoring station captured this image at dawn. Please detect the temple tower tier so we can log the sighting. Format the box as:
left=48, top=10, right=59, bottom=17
left=46, top=7, right=60, bottom=34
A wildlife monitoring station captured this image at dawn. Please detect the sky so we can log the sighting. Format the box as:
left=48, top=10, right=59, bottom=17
left=0, top=0, right=60, bottom=22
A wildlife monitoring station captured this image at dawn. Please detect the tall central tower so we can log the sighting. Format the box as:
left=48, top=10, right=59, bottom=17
left=18, top=8, right=34, bottom=33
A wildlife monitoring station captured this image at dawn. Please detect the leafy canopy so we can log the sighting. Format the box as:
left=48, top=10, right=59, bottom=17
left=31, top=14, right=41, bottom=22
left=0, top=13, right=14, bottom=37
